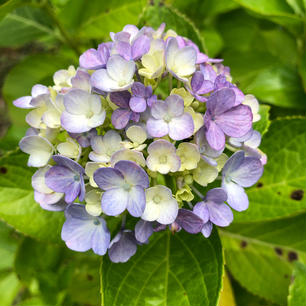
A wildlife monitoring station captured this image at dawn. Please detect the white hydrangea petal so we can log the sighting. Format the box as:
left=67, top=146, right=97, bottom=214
left=126, top=125, right=147, bottom=144
left=157, top=198, right=178, bottom=225
left=32, top=166, right=53, bottom=194
left=19, top=136, right=53, bottom=167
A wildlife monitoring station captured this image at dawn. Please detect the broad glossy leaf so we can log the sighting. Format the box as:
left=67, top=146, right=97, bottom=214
left=140, top=1, right=206, bottom=53
left=0, top=151, right=65, bottom=242
left=231, top=0, right=303, bottom=35
left=232, top=279, right=279, bottom=306
left=221, top=213, right=306, bottom=305
left=288, top=262, right=306, bottom=306
left=15, top=237, right=101, bottom=306
left=0, top=221, right=20, bottom=270
left=0, top=272, right=21, bottom=306
left=78, top=0, right=146, bottom=40
left=102, top=229, right=223, bottom=306
left=234, top=117, right=306, bottom=222
left=0, top=6, right=57, bottom=47
left=217, top=271, right=235, bottom=306
left=0, top=0, right=29, bottom=21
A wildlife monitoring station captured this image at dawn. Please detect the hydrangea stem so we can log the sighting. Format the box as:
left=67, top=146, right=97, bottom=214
left=190, top=184, right=204, bottom=199
left=99, top=257, right=105, bottom=306
left=43, top=1, right=81, bottom=56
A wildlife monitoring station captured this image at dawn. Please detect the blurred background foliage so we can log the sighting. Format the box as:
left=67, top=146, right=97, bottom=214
left=0, top=0, right=305, bottom=305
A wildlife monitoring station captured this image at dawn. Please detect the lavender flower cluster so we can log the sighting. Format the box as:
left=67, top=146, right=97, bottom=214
left=14, top=24, right=266, bottom=263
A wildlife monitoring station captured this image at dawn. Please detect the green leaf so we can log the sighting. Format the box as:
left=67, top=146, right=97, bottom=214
left=221, top=214, right=306, bottom=305
left=0, top=0, right=29, bottom=21
left=78, top=0, right=146, bottom=40
left=253, top=104, right=271, bottom=135
left=102, top=229, right=223, bottom=306
left=0, top=272, right=21, bottom=306
left=231, top=0, right=303, bottom=35
left=232, top=278, right=279, bottom=306
left=0, top=6, right=57, bottom=47
left=166, top=0, right=239, bottom=24
left=288, top=262, right=306, bottom=306
left=0, top=221, right=20, bottom=271
left=234, top=117, right=306, bottom=222
left=14, top=236, right=101, bottom=306
left=0, top=151, right=65, bottom=242
left=140, top=1, right=206, bottom=53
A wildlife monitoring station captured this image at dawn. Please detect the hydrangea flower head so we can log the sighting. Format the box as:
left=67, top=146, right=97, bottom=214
left=15, top=23, right=266, bottom=262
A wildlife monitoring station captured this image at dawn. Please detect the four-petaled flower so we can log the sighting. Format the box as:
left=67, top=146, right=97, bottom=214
left=94, top=160, right=149, bottom=217
left=45, top=155, right=85, bottom=203
left=147, top=94, right=194, bottom=140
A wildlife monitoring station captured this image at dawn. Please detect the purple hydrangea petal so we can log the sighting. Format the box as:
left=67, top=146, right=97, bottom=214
left=93, top=167, right=125, bottom=190
left=146, top=118, right=169, bottom=138
left=166, top=94, right=184, bottom=117
left=230, top=156, right=263, bottom=187
left=205, top=119, right=225, bottom=151
left=101, top=188, right=128, bottom=216
left=222, top=181, right=249, bottom=211
left=111, top=108, right=132, bottom=129
left=129, top=96, right=147, bottom=113
left=45, top=166, right=75, bottom=193
left=132, top=35, right=150, bottom=60
left=114, top=160, right=149, bottom=188
left=201, top=64, right=217, bottom=82
left=193, top=202, right=210, bottom=223
left=13, top=96, right=33, bottom=109
left=206, top=88, right=236, bottom=115
left=109, top=91, right=131, bottom=108
left=168, top=113, right=194, bottom=140
left=151, top=100, right=168, bottom=119
left=135, top=220, right=153, bottom=243
left=191, top=71, right=204, bottom=92
left=201, top=221, right=213, bottom=238
left=207, top=202, right=233, bottom=227
left=222, top=151, right=245, bottom=176
left=126, top=186, right=146, bottom=217
left=79, top=48, right=104, bottom=70
left=215, top=104, right=252, bottom=138
left=34, top=191, right=65, bottom=211
left=132, top=82, right=146, bottom=97
left=114, top=41, right=132, bottom=60
left=52, top=155, right=84, bottom=174
left=108, top=230, right=137, bottom=263
left=198, top=80, right=215, bottom=95
left=175, top=209, right=204, bottom=234
left=205, top=188, right=227, bottom=204
left=61, top=204, right=110, bottom=255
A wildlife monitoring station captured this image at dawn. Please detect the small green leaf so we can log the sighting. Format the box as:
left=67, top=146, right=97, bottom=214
left=253, top=104, right=271, bottom=135
left=234, top=117, right=306, bottom=222
left=102, top=229, right=223, bottom=306
left=288, top=262, right=306, bottom=306
left=221, top=214, right=306, bottom=305
left=0, top=151, right=65, bottom=242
